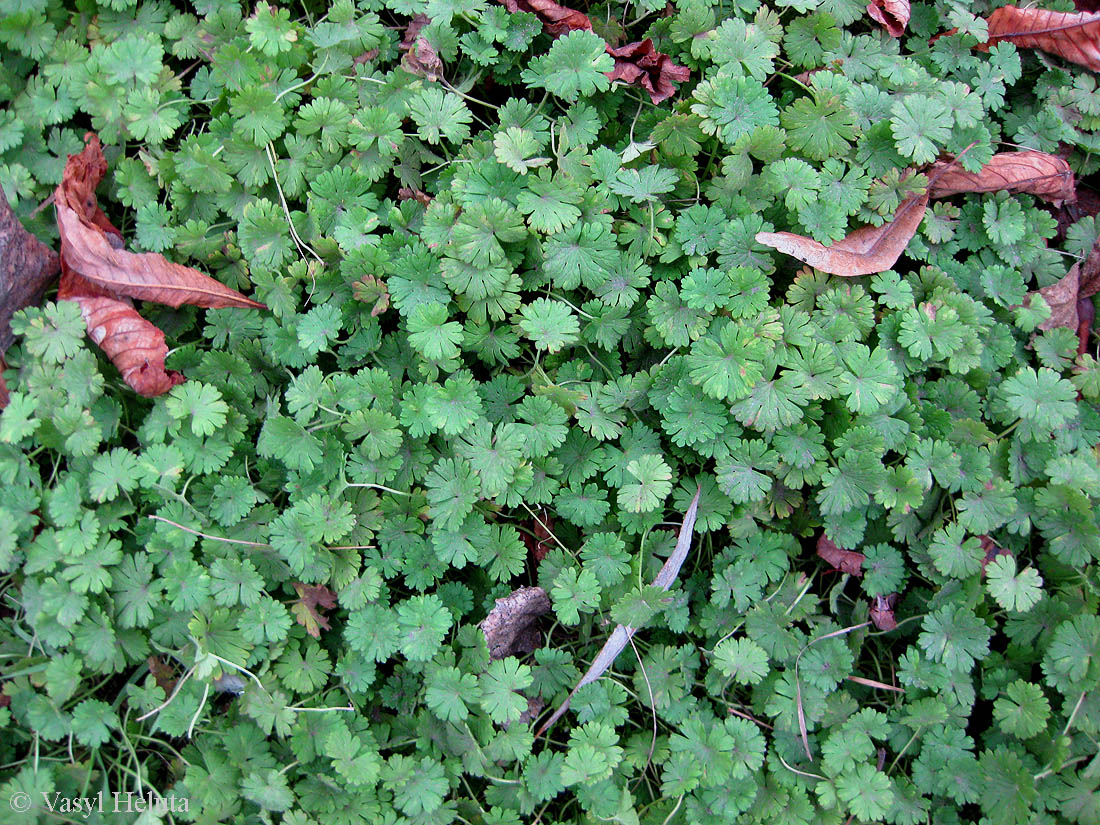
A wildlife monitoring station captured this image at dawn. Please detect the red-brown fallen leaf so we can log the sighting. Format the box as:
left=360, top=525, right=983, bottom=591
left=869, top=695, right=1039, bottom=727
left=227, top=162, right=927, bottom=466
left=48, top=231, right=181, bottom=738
left=869, top=593, right=899, bottom=631
left=979, top=535, right=1013, bottom=575
left=55, top=134, right=264, bottom=396
left=981, top=6, right=1100, bottom=73
left=147, top=655, right=178, bottom=697
left=521, top=508, right=555, bottom=562
left=501, top=0, right=592, bottom=35
left=291, top=582, right=338, bottom=638
left=0, top=186, right=60, bottom=408
left=928, top=151, right=1076, bottom=204
left=1078, top=295, right=1095, bottom=357
left=816, top=534, right=865, bottom=576
left=397, top=186, right=432, bottom=207
left=606, top=39, right=691, bottom=105
left=400, top=14, right=443, bottom=80
left=867, top=0, right=910, bottom=37
left=1026, top=235, right=1100, bottom=343
left=757, top=191, right=929, bottom=277
left=1, top=187, right=60, bottom=356
left=58, top=270, right=185, bottom=396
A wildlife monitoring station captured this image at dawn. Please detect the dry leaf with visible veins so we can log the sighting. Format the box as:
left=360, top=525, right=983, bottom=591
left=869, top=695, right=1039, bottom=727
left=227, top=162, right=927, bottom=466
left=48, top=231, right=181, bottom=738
left=982, top=6, right=1100, bottom=72
left=606, top=39, right=691, bottom=105
left=1030, top=235, right=1100, bottom=341
left=291, top=582, right=338, bottom=638
left=929, top=151, right=1076, bottom=204
left=816, top=534, right=865, bottom=576
left=756, top=191, right=929, bottom=277
left=479, top=586, right=551, bottom=660
left=0, top=186, right=60, bottom=408
left=867, top=0, right=910, bottom=36
left=400, top=14, right=443, bottom=80
left=55, top=134, right=264, bottom=397
left=501, top=0, right=592, bottom=35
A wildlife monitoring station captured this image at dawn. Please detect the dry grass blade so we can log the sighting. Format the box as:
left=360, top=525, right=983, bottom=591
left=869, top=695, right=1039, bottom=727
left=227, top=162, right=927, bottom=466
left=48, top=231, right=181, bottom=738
left=535, top=485, right=702, bottom=737
left=847, top=675, right=904, bottom=692
left=983, top=6, right=1100, bottom=73
left=795, top=678, right=812, bottom=760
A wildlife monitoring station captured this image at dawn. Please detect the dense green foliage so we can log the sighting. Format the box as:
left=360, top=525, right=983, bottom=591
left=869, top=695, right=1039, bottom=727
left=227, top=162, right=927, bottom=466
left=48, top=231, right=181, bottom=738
left=2, top=0, right=1100, bottom=823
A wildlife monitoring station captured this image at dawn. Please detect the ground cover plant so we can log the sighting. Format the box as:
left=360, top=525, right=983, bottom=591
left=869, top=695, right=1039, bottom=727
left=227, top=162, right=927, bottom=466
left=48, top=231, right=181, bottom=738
left=1, top=0, right=1100, bottom=823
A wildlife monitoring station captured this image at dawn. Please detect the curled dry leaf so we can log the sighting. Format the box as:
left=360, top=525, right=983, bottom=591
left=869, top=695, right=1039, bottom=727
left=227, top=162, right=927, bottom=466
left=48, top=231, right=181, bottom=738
left=756, top=192, right=929, bottom=277
left=397, top=186, right=433, bottom=207
left=606, top=39, right=691, bottom=105
left=56, top=134, right=264, bottom=397
left=867, top=0, right=910, bottom=37
left=400, top=14, right=443, bottom=80
left=57, top=280, right=185, bottom=396
left=500, top=0, right=592, bottom=35
left=869, top=593, right=899, bottom=631
left=0, top=186, right=60, bottom=408
left=982, top=6, right=1100, bottom=73
left=1027, top=235, right=1100, bottom=347
left=816, top=534, right=865, bottom=576
left=291, top=582, right=338, bottom=638
left=0, top=187, right=59, bottom=355
left=929, top=151, right=1076, bottom=204
left=479, top=586, right=552, bottom=660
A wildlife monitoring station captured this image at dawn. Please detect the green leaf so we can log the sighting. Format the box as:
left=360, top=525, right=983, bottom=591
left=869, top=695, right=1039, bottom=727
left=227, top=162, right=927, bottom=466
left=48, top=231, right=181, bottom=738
left=521, top=30, right=613, bottom=102
left=986, top=554, right=1043, bottom=612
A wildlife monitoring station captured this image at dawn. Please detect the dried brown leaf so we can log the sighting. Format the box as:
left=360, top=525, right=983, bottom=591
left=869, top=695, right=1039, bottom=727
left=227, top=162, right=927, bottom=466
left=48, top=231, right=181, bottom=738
left=291, top=582, right=338, bottom=638
left=979, top=535, right=1013, bottom=575
left=869, top=593, right=899, bottom=631
left=756, top=191, right=929, bottom=277
left=0, top=187, right=59, bottom=355
left=521, top=508, right=555, bottom=563
left=1028, top=235, right=1100, bottom=339
left=479, top=586, right=552, bottom=660
left=816, top=534, right=865, bottom=576
left=147, top=655, right=178, bottom=696
left=982, top=6, right=1100, bottom=72
left=501, top=0, right=592, bottom=35
left=867, top=0, right=909, bottom=37
left=56, top=135, right=265, bottom=310
left=400, top=14, right=443, bottom=80
left=58, top=268, right=185, bottom=397
left=398, top=186, right=433, bottom=207
left=606, top=39, right=691, bottom=105
left=929, top=151, right=1076, bottom=204
left=55, top=134, right=264, bottom=396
